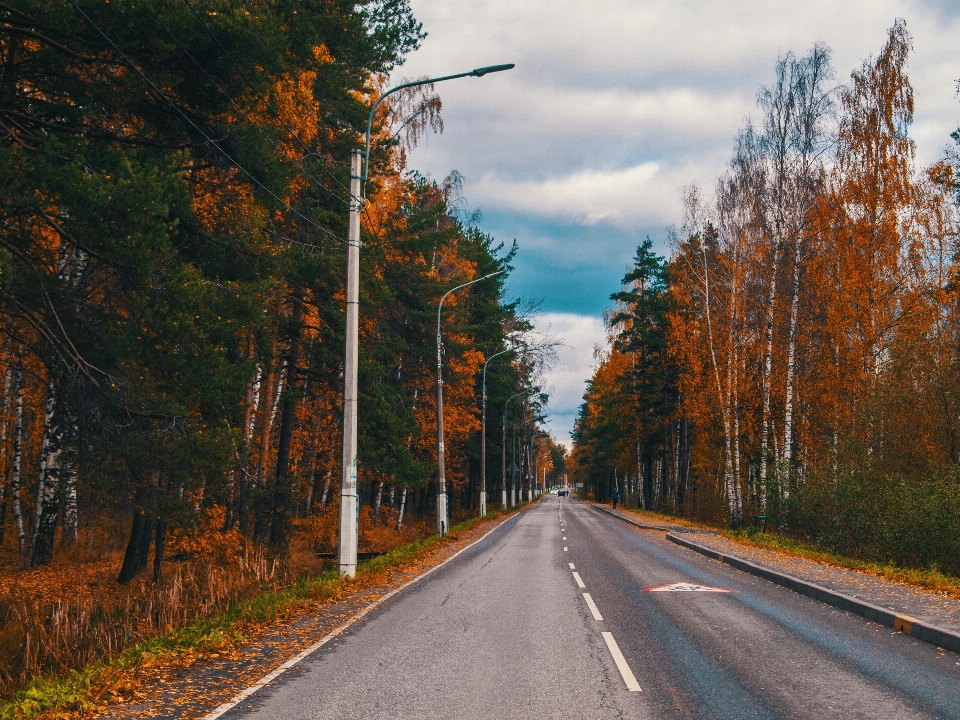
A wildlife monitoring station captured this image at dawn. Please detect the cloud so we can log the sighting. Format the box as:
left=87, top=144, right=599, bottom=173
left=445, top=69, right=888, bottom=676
left=533, top=313, right=608, bottom=442
left=475, top=161, right=703, bottom=228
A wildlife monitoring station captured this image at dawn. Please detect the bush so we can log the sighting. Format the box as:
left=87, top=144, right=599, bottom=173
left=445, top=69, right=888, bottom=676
left=783, top=466, right=960, bottom=576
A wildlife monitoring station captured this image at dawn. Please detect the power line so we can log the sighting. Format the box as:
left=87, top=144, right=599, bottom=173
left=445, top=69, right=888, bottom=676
left=65, top=0, right=346, bottom=245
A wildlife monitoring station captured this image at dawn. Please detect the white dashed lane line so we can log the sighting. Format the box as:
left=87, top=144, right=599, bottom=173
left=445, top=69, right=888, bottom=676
left=564, top=547, right=568, bottom=552
left=602, top=632, right=642, bottom=692
left=568, top=563, right=575, bottom=569
left=572, top=572, right=586, bottom=589
left=582, top=592, right=603, bottom=620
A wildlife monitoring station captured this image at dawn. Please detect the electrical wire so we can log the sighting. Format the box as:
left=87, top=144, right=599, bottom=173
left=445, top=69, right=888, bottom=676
left=65, top=0, right=346, bottom=245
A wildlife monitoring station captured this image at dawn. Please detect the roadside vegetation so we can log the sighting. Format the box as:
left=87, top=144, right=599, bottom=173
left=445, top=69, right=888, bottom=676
left=571, top=20, right=960, bottom=582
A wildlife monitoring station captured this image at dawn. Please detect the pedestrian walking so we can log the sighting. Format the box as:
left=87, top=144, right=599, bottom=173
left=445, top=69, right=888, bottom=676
left=612, top=489, right=620, bottom=510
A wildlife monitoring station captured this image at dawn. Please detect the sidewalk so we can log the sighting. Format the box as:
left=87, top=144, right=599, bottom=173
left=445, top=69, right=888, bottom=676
left=592, top=503, right=960, bottom=650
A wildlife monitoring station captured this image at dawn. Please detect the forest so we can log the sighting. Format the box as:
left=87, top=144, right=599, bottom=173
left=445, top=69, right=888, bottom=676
left=0, top=0, right=561, bottom=697
left=572, top=20, right=960, bottom=576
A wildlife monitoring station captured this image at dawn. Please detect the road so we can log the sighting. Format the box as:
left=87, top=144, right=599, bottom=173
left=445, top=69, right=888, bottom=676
left=220, top=497, right=960, bottom=719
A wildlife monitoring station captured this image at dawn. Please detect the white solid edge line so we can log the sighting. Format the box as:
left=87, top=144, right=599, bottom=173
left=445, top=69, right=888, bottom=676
left=602, top=632, right=642, bottom=692
left=572, top=572, right=586, bottom=589
left=582, top=592, right=603, bottom=620
left=202, top=512, right=524, bottom=720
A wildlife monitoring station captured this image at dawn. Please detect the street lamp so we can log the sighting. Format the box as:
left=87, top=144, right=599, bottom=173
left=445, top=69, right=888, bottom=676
left=480, top=347, right=513, bottom=517
left=339, top=64, right=514, bottom=577
left=503, top=388, right=538, bottom=510
left=436, top=271, right=504, bottom=536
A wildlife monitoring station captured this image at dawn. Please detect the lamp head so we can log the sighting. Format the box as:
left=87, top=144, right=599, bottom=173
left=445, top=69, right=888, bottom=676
left=471, top=63, right=515, bottom=77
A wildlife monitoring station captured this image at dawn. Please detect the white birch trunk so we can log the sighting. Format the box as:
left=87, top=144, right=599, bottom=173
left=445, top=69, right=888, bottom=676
left=10, top=361, right=25, bottom=558
left=781, top=233, right=803, bottom=497
left=31, top=374, right=63, bottom=564
left=320, top=469, right=332, bottom=507
left=373, top=479, right=384, bottom=523
left=759, top=242, right=780, bottom=504
left=396, top=487, right=407, bottom=530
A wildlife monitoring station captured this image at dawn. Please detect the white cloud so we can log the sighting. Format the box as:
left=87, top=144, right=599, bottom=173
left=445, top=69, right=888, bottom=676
left=475, top=160, right=706, bottom=228
left=533, top=313, right=608, bottom=443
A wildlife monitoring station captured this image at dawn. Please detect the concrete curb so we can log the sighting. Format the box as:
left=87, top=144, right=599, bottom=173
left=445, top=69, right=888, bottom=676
left=666, top=532, right=960, bottom=655
left=589, top=503, right=682, bottom=532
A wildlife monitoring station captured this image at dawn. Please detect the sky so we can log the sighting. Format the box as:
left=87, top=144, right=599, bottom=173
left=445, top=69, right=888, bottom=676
left=398, top=0, right=960, bottom=443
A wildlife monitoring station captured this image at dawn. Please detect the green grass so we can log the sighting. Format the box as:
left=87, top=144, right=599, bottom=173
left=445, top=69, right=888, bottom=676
left=0, top=507, right=516, bottom=719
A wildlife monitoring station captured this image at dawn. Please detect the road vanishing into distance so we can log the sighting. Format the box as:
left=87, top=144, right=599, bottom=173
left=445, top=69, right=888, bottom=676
left=221, top=497, right=960, bottom=719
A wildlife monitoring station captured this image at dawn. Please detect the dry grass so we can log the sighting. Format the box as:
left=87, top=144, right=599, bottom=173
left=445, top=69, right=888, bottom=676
left=0, top=503, right=435, bottom=703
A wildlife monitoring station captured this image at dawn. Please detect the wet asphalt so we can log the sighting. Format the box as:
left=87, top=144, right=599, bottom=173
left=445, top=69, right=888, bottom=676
left=221, top=496, right=960, bottom=719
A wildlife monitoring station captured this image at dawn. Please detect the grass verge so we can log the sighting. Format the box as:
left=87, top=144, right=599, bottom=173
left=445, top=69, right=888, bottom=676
left=603, top=503, right=960, bottom=598
left=0, top=507, right=517, bottom=720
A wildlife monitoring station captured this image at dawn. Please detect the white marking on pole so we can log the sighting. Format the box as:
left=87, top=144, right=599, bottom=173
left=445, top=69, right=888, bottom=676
left=201, top=513, right=523, bottom=720
left=572, top=572, right=585, bottom=589
left=602, top=632, right=642, bottom=692
left=583, top=592, right=603, bottom=620
left=568, top=563, right=575, bottom=569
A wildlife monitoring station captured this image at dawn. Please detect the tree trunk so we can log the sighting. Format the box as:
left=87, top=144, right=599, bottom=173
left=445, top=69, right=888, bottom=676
left=373, top=478, right=384, bottom=523
left=31, top=374, right=63, bottom=566
left=396, top=487, right=407, bottom=529
left=0, top=356, right=13, bottom=545
left=759, top=242, right=781, bottom=508
left=319, top=469, right=332, bottom=508
left=61, top=461, right=78, bottom=547
left=271, top=306, right=304, bottom=554
left=253, top=332, right=279, bottom=545
left=117, top=484, right=155, bottom=584
left=782, top=233, right=803, bottom=496
left=10, top=359, right=25, bottom=559
left=153, top=519, right=166, bottom=582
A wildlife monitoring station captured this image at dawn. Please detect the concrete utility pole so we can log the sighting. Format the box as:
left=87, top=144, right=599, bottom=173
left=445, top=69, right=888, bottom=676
left=436, top=272, right=503, bottom=536
left=339, top=63, right=514, bottom=577
left=338, top=150, right=362, bottom=578
left=481, top=348, right=512, bottom=517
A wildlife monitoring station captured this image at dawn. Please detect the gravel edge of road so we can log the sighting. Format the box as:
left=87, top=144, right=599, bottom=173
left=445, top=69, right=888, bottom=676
left=588, top=503, right=960, bottom=655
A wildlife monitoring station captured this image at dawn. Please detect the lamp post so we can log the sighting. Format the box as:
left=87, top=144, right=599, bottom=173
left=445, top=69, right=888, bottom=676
left=480, top=348, right=513, bottom=517
left=502, top=388, right=538, bottom=510
left=338, top=64, right=513, bottom=577
left=436, top=272, right=504, bottom=536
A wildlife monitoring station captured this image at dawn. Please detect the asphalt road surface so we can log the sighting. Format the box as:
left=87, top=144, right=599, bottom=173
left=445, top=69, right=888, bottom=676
left=222, top=497, right=960, bottom=719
